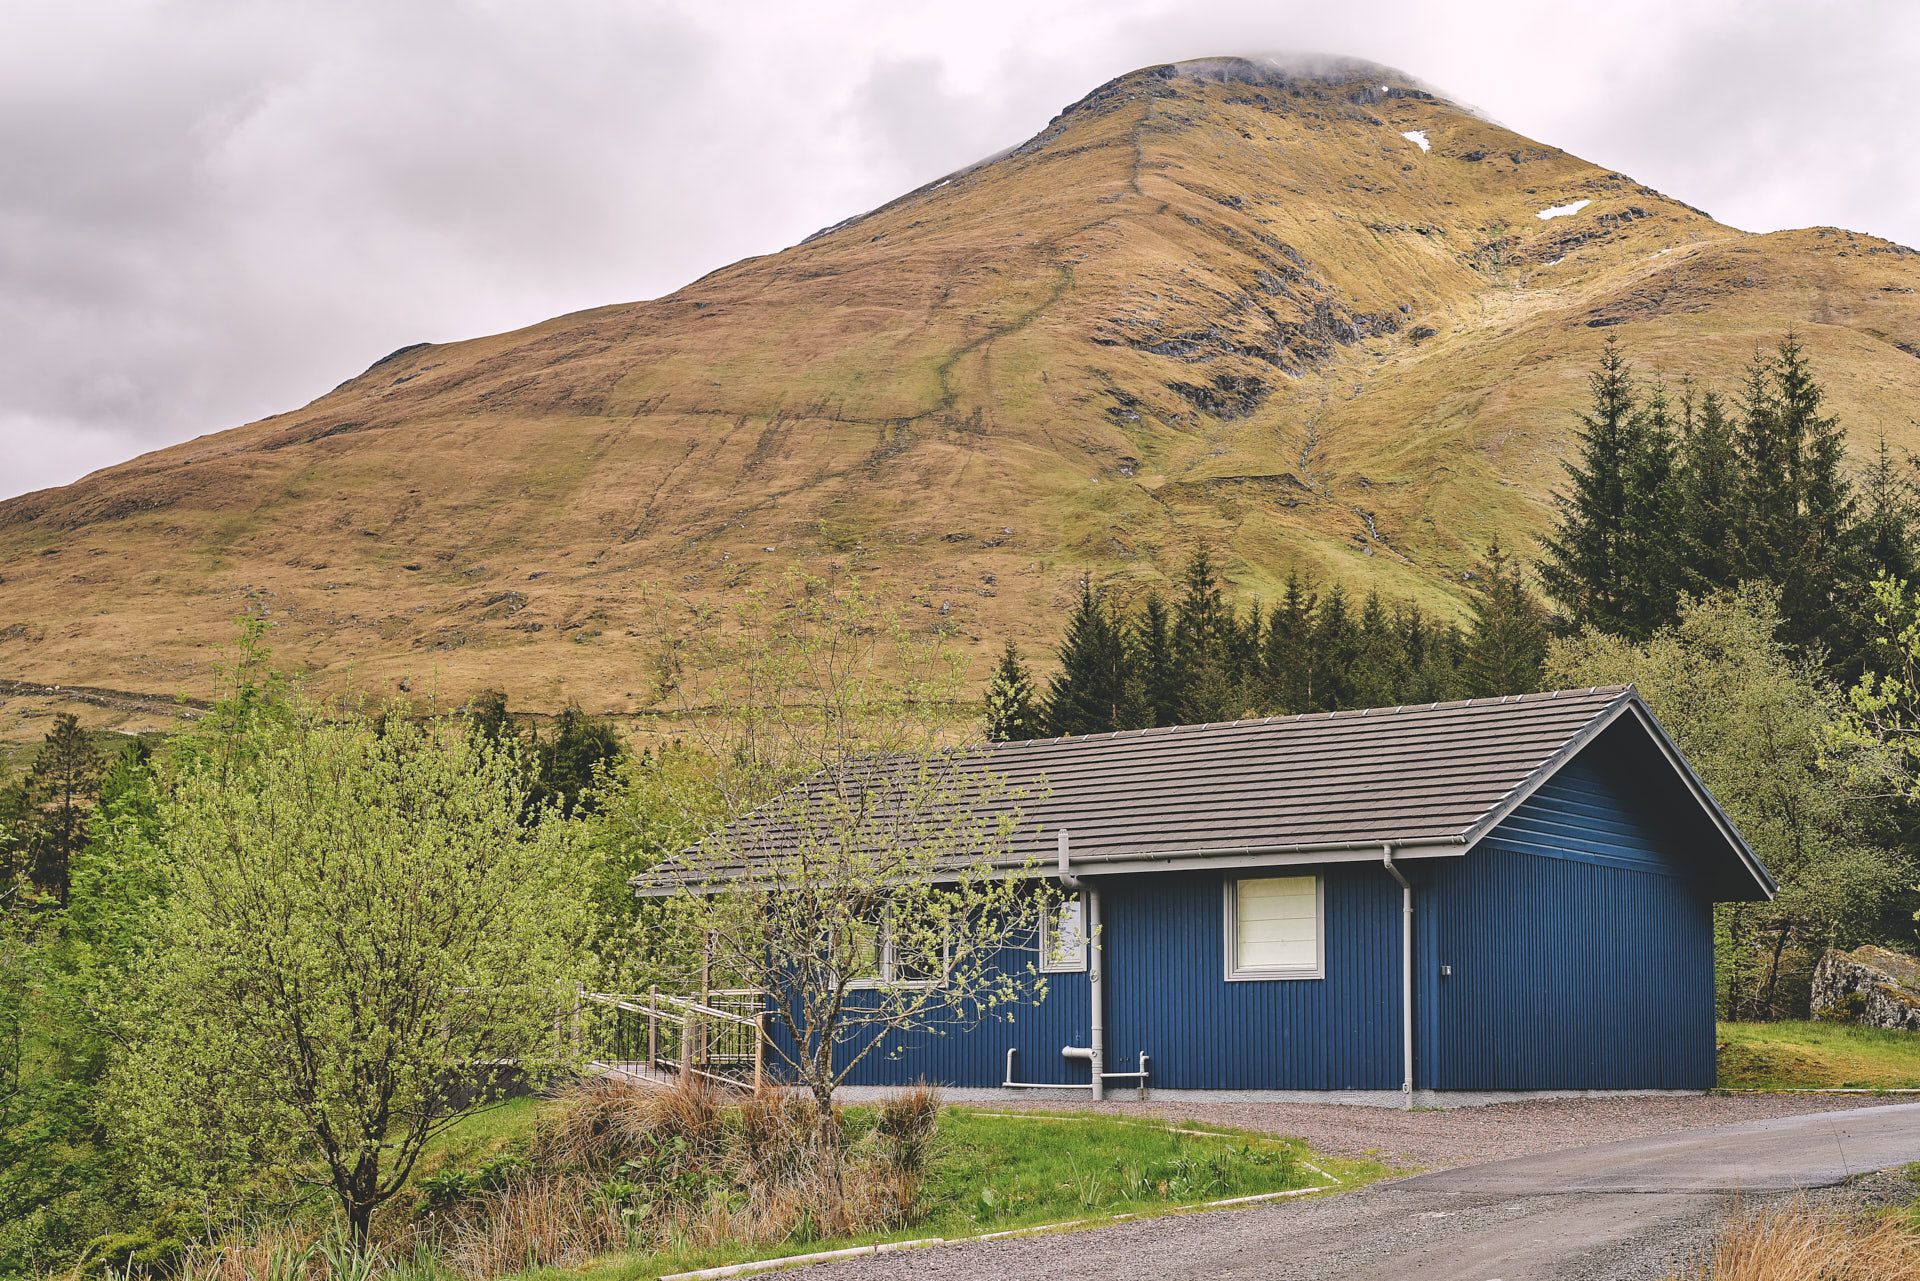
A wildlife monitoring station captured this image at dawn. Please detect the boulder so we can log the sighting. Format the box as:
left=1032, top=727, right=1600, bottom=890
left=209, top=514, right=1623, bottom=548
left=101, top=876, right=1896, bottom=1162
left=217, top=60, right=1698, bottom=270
left=1810, top=945, right=1920, bottom=1031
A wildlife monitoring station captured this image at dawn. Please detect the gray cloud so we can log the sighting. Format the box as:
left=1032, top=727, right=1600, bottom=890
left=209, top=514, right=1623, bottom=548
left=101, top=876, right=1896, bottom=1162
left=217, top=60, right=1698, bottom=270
left=3, top=0, right=1915, bottom=499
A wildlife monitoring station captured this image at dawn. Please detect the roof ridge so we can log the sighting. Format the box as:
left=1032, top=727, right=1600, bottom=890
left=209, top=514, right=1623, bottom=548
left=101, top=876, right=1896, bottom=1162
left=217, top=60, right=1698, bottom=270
left=991, top=685, right=1634, bottom=749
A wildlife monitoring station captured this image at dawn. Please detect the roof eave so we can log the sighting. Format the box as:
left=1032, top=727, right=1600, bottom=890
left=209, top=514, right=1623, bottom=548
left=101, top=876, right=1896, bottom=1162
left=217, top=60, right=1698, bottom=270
left=628, top=836, right=1471, bottom=896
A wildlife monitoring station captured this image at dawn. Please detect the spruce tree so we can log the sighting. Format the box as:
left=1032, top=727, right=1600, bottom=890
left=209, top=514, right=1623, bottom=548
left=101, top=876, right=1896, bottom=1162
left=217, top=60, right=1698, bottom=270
left=1044, top=577, right=1134, bottom=735
left=1734, top=348, right=1793, bottom=579
left=466, top=689, right=517, bottom=751
left=1260, top=571, right=1317, bottom=713
left=528, top=705, right=624, bottom=817
left=1347, top=592, right=1407, bottom=707
left=1673, top=385, right=1744, bottom=592
left=984, top=640, right=1045, bottom=741
left=1226, top=603, right=1265, bottom=693
left=1397, top=604, right=1462, bottom=704
left=1541, top=338, right=1642, bottom=635
left=20, top=713, right=101, bottom=903
left=1309, top=585, right=1360, bottom=711
left=1620, top=385, right=1683, bottom=631
left=1772, top=335, right=1858, bottom=658
left=1460, top=542, right=1548, bottom=697
left=1133, top=593, right=1181, bottom=727
left=1854, top=436, right=1916, bottom=587
left=1172, top=547, right=1238, bottom=721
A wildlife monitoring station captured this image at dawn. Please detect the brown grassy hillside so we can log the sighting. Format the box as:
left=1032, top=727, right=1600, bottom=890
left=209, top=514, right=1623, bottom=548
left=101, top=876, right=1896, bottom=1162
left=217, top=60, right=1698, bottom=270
left=3, top=56, right=1919, bottom=742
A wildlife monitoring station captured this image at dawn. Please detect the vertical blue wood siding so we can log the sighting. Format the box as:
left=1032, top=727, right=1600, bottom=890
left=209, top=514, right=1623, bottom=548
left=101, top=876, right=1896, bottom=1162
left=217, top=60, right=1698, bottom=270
left=795, top=726, right=1719, bottom=1092
left=1416, top=742, right=1718, bottom=1090
left=1103, top=868, right=1402, bottom=1090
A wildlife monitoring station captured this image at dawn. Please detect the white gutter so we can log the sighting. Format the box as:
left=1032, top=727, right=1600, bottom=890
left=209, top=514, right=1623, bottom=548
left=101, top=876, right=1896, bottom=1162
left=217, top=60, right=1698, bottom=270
left=1381, top=843, right=1413, bottom=1106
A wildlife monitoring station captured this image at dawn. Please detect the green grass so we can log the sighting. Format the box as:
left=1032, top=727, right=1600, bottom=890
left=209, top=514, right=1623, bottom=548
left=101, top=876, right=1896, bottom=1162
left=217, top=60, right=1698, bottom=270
left=1719, top=1020, right=1920, bottom=1091
left=443, top=1103, right=1379, bottom=1281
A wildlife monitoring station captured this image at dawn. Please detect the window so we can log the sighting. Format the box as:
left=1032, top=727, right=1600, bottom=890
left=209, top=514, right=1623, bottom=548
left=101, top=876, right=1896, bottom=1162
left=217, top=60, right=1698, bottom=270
left=1224, top=875, right=1323, bottom=981
left=845, top=914, right=948, bottom=989
left=1040, top=892, right=1088, bottom=972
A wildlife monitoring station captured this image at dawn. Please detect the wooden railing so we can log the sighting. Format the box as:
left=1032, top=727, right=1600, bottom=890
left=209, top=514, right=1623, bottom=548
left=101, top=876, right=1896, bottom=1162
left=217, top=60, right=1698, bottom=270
left=580, top=988, right=769, bottom=1089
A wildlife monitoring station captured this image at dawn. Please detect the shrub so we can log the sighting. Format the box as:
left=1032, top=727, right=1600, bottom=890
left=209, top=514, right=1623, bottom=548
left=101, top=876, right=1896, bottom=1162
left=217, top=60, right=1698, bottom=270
left=423, top=1079, right=944, bottom=1277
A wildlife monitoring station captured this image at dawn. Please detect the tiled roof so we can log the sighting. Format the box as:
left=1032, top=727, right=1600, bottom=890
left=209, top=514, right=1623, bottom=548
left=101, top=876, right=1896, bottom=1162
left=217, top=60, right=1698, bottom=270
left=639, top=686, right=1745, bottom=888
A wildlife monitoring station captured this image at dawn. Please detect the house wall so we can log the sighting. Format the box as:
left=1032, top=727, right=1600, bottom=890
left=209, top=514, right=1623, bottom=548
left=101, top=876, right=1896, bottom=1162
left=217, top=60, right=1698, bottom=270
left=793, top=864, right=1404, bottom=1091
left=777, top=734, right=1719, bottom=1094
left=1416, top=743, right=1719, bottom=1091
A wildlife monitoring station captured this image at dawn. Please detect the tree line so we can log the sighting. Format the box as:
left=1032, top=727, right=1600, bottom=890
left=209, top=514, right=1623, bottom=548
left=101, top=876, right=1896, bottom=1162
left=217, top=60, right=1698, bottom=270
left=988, top=334, right=1916, bottom=741
left=1540, top=334, right=1912, bottom=676
left=987, top=543, right=1546, bottom=740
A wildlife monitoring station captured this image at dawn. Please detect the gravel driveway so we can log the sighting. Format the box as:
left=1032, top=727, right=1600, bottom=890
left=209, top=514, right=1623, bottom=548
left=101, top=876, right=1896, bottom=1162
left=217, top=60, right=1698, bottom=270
left=985, top=1090, right=1909, bottom=1169
left=792, top=1096, right=1920, bottom=1281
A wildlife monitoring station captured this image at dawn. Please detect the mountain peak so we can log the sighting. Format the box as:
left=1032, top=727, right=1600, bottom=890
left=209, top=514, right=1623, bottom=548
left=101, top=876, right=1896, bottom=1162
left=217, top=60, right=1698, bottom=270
left=1060, top=53, right=1444, bottom=122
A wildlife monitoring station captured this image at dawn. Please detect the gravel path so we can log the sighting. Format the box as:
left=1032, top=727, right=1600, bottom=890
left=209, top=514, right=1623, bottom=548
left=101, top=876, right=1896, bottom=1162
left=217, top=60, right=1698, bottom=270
left=785, top=1097, right=1920, bottom=1281
left=982, top=1090, right=1909, bottom=1170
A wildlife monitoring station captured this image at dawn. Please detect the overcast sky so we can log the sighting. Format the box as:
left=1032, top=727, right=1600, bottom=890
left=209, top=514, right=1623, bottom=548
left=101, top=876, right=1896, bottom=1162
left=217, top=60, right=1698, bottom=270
left=3, top=0, right=1916, bottom=500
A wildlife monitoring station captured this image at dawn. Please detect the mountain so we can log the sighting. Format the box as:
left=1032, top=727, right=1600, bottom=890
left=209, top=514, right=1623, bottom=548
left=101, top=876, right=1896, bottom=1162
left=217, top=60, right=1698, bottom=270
left=4, top=55, right=1919, bottom=739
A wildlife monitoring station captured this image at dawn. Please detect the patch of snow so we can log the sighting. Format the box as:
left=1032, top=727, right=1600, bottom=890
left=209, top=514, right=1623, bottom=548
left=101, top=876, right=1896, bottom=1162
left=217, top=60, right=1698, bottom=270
left=1380, top=84, right=1389, bottom=91
left=1536, top=199, right=1592, bottom=221
left=1400, top=129, right=1430, bottom=153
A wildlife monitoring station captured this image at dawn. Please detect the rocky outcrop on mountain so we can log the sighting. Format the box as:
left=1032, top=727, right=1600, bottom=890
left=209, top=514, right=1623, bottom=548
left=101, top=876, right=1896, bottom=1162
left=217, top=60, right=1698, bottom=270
left=1811, top=945, right=1920, bottom=1031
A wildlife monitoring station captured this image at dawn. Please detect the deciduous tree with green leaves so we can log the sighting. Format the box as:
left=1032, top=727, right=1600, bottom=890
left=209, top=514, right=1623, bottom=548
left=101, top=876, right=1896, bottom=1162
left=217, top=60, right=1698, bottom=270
left=654, top=578, right=1051, bottom=1154
left=109, top=701, right=595, bottom=1243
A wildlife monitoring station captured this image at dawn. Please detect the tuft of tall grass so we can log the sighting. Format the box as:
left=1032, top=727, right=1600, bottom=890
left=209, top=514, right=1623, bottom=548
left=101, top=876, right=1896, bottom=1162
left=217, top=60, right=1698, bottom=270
left=440, top=1175, right=628, bottom=1278
left=1675, top=1203, right=1920, bottom=1280
left=530, top=1073, right=722, bottom=1175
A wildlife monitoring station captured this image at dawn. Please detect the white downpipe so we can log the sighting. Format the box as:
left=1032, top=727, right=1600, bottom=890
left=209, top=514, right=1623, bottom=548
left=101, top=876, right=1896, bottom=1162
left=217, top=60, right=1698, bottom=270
left=1057, top=830, right=1105, bottom=1101
left=1381, top=844, right=1413, bottom=1106
left=1087, top=880, right=1105, bottom=1101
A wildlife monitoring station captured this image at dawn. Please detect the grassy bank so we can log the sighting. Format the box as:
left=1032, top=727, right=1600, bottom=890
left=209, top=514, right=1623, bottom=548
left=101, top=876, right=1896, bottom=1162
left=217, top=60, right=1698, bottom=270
left=417, top=1098, right=1378, bottom=1281
left=1719, top=1021, right=1920, bottom=1091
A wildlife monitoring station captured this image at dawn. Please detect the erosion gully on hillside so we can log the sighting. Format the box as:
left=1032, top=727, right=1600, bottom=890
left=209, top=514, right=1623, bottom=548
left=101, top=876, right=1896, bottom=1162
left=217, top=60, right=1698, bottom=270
left=798, top=1095, right=1920, bottom=1281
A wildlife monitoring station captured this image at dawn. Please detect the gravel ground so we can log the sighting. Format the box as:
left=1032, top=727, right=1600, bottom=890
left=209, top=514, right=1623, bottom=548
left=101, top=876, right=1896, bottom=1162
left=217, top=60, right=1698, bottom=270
left=788, top=1099, right=1920, bottom=1281
left=982, top=1091, right=1911, bottom=1170
left=802, top=1171, right=1914, bottom=1281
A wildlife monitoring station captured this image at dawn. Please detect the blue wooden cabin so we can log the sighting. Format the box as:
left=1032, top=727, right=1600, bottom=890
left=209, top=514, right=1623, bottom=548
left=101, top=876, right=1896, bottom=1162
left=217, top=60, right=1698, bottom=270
left=651, top=687, right=1774, bottom=1102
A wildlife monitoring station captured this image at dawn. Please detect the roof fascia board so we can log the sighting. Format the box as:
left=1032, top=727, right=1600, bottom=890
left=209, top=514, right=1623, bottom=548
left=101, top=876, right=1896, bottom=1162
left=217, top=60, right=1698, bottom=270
left=1618, top=700, right=1777, bottom=898
left=1459, top=692, right=1774, bottom=900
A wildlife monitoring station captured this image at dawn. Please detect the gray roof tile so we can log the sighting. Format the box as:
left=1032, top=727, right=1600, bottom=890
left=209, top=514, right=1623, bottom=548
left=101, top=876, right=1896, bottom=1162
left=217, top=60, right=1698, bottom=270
left=646, top=686, right=1644, bottom=885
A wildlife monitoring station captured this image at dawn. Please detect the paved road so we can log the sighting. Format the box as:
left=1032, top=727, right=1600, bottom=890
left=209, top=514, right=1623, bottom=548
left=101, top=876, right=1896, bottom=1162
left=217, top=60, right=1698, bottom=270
left=807, top=1103, right=1920, bottom=1281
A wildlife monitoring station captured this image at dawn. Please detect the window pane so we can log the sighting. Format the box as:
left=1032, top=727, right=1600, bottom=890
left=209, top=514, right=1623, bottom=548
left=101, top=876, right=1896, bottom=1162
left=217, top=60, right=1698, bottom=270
left=1044, top=894, right=1086, bottom=970
left=1236, top=876, right=1317, bottom=972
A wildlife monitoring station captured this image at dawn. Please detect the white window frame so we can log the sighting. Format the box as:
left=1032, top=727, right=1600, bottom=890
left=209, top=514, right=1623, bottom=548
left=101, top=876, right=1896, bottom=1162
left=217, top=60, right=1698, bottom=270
left=1039, top=891, right=1089, bottom=973
left=1223, top=874, right=1325, bottom=982
left=844, top=917, right=950, bottom=991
